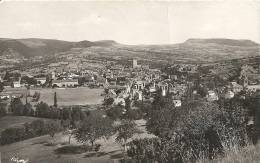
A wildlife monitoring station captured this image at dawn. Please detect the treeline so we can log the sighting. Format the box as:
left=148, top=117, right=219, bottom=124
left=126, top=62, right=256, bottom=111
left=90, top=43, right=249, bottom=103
left=0, top=119, right=61, bottom=145
left=10, top=98, right=89, bottom=122
left=0, top=99, right=90, bottom=145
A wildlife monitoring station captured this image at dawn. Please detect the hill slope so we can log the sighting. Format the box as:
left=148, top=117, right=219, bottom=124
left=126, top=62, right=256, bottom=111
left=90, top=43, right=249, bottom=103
left=0, top=38, right=119, bottom=58
left=0, top=38, right=259, bottom=63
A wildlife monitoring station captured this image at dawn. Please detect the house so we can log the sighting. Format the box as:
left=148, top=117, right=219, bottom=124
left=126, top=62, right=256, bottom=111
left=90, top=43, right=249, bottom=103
left=117, top=76, right=127, bottom=86
left=35, top=77, right=46, bottom=85
left=149, top=82, right=156, bottom=93
left=12, top=78, right=21, bottom=88
left=230, top=82, right=243, bottom=93
left=0, top=94, right=10, bottom=100
left=133, top=59, right=141, bottom=69
left=158, top=81, right=169, bottom=96
left=224, top=90, right=235, bottom=99
left=52, top=79, right=78, bottom=88
left=132, top=81, right=145, bottom=90
left=107, top=78, right=117, bottom=86
left=113, top=97, right=126, bottom=106
left=206, top=90, right=219, bottom=101
left=132, top=90, right=143, bottom=101
left=173, top=100, right=182, bottom=107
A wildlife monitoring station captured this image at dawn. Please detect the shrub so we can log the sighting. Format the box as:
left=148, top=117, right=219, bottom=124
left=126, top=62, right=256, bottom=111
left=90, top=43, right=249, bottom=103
left=0, top=119, right=60, bottom=145
left=125, top=109, right=143, bottom=120
left=1, top=127, right=26, bottom=145
left=106, top=106, right=124, bottom=120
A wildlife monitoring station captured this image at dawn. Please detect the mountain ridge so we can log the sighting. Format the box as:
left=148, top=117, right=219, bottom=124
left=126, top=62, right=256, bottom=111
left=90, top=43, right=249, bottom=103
left=0, top=38, right=259, bottom=63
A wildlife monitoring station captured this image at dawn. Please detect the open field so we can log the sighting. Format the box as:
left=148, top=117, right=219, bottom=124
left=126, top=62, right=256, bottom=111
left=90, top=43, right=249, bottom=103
left=31, top=87, right=104, bottom=106
left=0, top=116, right=50, bottom=132
left=0, top=119, right=155, bottom=163
left=1, top=87, right=104, bottom=106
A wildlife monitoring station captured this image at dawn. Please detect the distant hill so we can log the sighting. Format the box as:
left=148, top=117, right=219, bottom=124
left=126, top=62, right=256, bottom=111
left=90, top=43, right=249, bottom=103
left=185, top=38, right=259, bottom=47
left=0, top=38, right=73, bottom=58
left=0, top=38, right=259, bottom=63
left=74, top=40, right=118, bottom=48
left=0, top=38, right=119, bottom=58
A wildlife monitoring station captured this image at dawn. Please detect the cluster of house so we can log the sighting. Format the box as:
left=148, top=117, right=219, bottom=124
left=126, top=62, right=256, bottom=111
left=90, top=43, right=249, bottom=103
left=102, top=59, right=187, bottom=107
left=103, top=60, right=260, bottom=108
left=1, top=58, right=259, bottom=110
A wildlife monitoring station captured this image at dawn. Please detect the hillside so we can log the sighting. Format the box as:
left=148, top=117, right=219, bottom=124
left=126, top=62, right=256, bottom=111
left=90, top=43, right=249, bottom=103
left=0, top=38, right=259, bottom=63
left=0, top=38, right=119, bottom=58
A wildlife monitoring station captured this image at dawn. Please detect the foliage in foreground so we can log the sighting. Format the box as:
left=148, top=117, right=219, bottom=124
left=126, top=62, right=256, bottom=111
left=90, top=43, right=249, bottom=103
left=197, top=142, right=260, bottom=163
left=129, top=94, right=254, bottom=162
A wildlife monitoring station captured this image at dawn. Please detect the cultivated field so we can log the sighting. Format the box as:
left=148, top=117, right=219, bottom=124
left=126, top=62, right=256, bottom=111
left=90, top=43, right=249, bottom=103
left=30, top=87, right=104, bottom=106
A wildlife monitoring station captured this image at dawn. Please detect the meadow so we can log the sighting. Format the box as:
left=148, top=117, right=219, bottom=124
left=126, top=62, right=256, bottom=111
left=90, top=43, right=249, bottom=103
left=30, top=87, right=104, bottom=106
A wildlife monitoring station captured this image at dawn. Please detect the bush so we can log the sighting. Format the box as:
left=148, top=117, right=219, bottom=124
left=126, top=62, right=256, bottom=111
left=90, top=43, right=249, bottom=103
left=1, top=127, right=26, bottom=145
left=127, top=138, right=159, bottom=162
left=106, top=106, right=124, bottom=120
left=125, top=109, right=143, bottom=120
left=0, top=119, right=60, bottom=145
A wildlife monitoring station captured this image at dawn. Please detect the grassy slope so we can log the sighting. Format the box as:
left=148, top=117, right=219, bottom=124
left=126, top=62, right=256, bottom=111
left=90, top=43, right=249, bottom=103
left=0, top=119, right=154, bottom=163
left=197, top=143, right=260, bottom=163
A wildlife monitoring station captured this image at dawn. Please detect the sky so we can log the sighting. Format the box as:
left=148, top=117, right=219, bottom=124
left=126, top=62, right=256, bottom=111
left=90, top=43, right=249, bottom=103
left=0, top=0, right=259, bottom=45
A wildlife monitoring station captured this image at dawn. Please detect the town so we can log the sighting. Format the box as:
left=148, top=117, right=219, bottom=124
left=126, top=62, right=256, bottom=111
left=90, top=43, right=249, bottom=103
left=0, top=52, right=260, bottom=162
left=1, top=57, right=259, bottom=108
left=1, top=1, right=260, bottom=163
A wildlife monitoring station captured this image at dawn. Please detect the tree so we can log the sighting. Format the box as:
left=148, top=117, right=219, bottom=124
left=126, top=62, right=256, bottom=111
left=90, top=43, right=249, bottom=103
left=35, top=102, right=50, bottom=118
left=54, top=92, right=57, bottom=107
left=71, top=107, right=86, bottom=127
left=49, top=106, right=61, bottom=119
left=23, top=103, right=34, bottom=116
left=106, top=105, right=124, bottom=120
left=21, top=76, right=37, bottom=85
left=103, top=97, right=114, bottom=106
left=0, top=82, right=4, bottom=92
left=0, top=104, right=7, bottom=117
left=62, top=107, right=72, bottom=120
left=115, top=119, right=140, bottom=152
left=46, top=121, right=61, bottom=138
left=74, top=113, right=114, bottom=148
left=30, top=119, right=47, bottom=136
left=61, top=119, right=74, bottom=144
left=10, top=98, right=24, bottom=115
